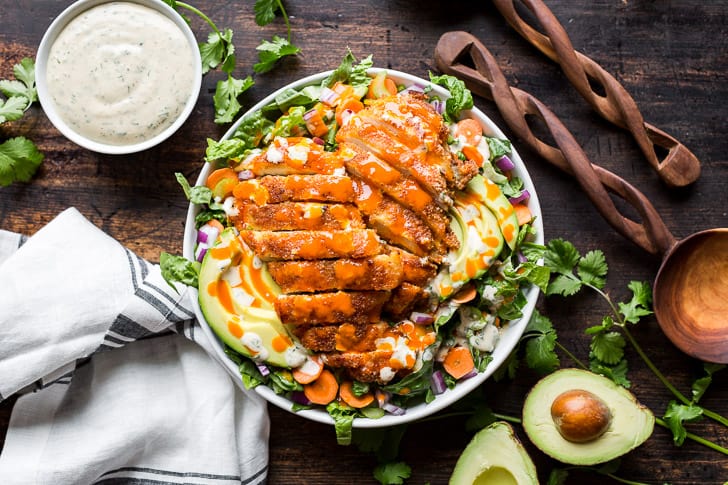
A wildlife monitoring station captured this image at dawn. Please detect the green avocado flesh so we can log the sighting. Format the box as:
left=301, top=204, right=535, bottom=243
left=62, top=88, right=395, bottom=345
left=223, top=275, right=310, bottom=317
left=198, top=228, right=303, bottom=368
left=450, top=421, right=539, bottom=485
left=432, top=175, right=515, bottom=299
left=522, top=368, right=655, bottom=466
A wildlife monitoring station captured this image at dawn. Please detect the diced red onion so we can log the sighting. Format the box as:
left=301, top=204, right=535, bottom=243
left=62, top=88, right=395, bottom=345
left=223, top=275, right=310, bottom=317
left=312, top=136, right=325, bottom=146
left=238, top=169, right=254, bottom=180
left=508, top=189, right=531, bottom=205
left=194, top=243, right=208, bottom=262
left=290, top=390, right=312, bottom=406
left=460, top=369, right=479, bottom=380
left=255, top=361, right=271, bottom=377
left=340, top=109, right=354, bottom=126
left=430, top=99, right=445, bottom=115
left=494, top=155, right=515, bottom=172
left=410, top=311, right=434, bottom=325
left=516, top=251, right=528, bottom=264
left=303, top=109, right=318, bottom=121
left=319, top=87, right=339, bottom=106
left=430, top=370, right=447, bottom=395
left=402, top=84, right=425, bottom=94
left=382, top=402, right=406, bottom=416
left=376, top=390, right=391, bottom=407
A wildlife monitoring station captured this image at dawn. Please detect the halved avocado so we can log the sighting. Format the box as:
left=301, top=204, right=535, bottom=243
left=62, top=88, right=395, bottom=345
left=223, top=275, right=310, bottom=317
left=450, top=421, right=539, bottom=485
left=465, top=175, right=519, bottom=251
left=522, top=368, right=654, bottom=466
left=198, top=228, right=306, bottom=368
left=432, top=190, right=504, bottom=299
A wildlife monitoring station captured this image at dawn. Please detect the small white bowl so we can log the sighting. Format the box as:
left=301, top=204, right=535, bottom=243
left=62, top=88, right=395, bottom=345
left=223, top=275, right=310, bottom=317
left=183, top=69, right=544, bottom=428
left=36, top=0, right=201, bottom=154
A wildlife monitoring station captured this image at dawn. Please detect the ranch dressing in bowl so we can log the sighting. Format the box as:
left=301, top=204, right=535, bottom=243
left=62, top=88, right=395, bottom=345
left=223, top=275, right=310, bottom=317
left=38, top=0, right=200, bottom=152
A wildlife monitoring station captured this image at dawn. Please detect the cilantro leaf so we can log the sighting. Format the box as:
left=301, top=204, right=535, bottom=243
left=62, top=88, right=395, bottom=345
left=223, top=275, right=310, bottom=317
left=578, top=250, right=608, bottom=289
left=663, top=401, right=703, bottom=446
left=159, top=252, right=199, bottom=290
left=590, top=330, right=625, bottom=365
left=199, top=29, right=235, bottom=74
left=254, top=35, right=300, bottom=73
left=373, top=462, right=411, bottom=485
left=523, top=311, right=560, bottom=374
left=253, top=0, right=279, bottom=26
left=0, top=95, right=28, bottom=123
left=428, top=72, right=474, bottom=123
left=543, top=239, right=580, bottom=275
left=546, top=274, right=582, bottom=296
left=691, top=363, right=725, bottom=403
left=618, top=281, right=653, bottom=324
left=590, top=358, right=630, bottom=388
left=0, top=136, right=44, bottom=186
left=0, top=58, right=36, bottom=108
left=547, top=468, right=569, bottom=485
left=213, top=74, right=254, bottom=124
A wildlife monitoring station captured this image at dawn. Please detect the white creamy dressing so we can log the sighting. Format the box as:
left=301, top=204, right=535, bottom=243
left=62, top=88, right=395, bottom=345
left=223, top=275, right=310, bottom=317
left=46, top=2, right=197, bottom=145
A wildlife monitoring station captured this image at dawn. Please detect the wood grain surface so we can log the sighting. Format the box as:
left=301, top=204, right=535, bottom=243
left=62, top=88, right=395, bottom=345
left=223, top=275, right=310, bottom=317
left=1, top=1, right=727, bottom=483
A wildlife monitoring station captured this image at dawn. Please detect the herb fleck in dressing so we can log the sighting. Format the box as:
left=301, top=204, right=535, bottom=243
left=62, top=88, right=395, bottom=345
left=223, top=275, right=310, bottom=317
left=46, top=2, right=196, bottom=146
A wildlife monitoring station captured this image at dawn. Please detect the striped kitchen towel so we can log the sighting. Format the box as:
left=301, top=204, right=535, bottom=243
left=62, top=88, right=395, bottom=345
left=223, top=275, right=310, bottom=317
left=0, top=208, right=269, bottom=485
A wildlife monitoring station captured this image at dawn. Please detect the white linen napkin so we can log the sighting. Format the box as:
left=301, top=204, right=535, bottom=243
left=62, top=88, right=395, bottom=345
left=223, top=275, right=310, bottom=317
left=0, top=208, right=269, bottom=485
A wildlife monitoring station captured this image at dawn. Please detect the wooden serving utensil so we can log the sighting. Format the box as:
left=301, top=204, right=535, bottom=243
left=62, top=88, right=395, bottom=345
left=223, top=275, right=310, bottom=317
left=492, top=0, right=701, bottom=188
left=434, top=31, right=728, bottom=363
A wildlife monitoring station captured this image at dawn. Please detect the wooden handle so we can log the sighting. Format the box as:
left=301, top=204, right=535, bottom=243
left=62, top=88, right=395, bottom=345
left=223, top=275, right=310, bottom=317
left=492, top=0, right=701, bottom=188
left=434, top=31, right=676, bottom=256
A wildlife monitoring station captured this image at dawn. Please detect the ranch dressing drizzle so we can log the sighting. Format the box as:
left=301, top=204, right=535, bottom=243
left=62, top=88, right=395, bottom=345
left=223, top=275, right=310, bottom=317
left=46, top=2, right=196, bottom=145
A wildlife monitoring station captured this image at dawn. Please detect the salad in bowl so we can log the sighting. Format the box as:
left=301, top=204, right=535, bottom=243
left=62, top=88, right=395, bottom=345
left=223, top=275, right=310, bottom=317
left=181, top=52, right=544, bottom=442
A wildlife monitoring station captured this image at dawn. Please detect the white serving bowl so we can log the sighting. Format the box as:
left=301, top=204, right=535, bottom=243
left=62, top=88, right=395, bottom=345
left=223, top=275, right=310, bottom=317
left=183, top=69, right=544, bottom=428
left=35, top=0, right=201, bottom=154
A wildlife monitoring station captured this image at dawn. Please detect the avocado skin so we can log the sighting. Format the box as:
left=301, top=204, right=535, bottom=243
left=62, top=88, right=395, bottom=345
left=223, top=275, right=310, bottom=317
left=522, top=368, right=655, bottom=466
left=449, top=421, right=539, bottom=485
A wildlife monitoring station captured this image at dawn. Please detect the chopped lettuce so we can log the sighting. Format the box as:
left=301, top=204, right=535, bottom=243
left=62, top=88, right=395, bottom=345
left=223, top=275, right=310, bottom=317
left=428, top=72, right=474, bottom=123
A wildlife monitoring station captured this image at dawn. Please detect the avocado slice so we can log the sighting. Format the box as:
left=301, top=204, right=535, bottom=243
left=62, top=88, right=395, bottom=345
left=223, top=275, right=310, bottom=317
left=450, top=421, right=539, bottom=485
left=465, top=175, right=519, bottom=251
left=431, top=189, right=504, bottom=299
left=198, top=228, right=306, bottom=368
left=522, top=368, right=654, bottom=466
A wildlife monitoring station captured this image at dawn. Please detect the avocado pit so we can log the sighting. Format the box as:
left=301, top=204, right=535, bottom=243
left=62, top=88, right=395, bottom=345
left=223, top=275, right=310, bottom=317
left=550, top=389, right=612, bottom=443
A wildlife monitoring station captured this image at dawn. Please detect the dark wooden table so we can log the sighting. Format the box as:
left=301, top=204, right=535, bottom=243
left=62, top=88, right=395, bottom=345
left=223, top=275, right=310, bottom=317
left=2, top=1, right=727, bottom=483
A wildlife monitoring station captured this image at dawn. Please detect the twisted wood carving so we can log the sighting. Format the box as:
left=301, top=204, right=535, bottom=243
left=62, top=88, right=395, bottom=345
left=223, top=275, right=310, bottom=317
left=492, top=0, right=701, bottom=187
left=434, top=31, right=676, bottom=256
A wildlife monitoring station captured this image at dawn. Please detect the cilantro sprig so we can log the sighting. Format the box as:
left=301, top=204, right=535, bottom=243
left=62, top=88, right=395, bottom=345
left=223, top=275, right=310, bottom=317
left=536, top=239, right=728, bottom=454
left=163, top=0, right=299, bottom=124
left=0, top=58, right=44, bottom=186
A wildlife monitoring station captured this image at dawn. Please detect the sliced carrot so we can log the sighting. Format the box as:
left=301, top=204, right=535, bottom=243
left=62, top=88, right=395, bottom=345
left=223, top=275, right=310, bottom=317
left=454, top=118, right=483, bottom=146
left=443, top=346, right=475, bottom=380
left=461, top=145, right=484, bottom=167
left=513, top=203, right=533, bottom=226
left=339, top=381, right=375, bottom=408
left=452, top=283, right=477, bottom=304
left=206, top=167, right=237, bottom=191
left=292, top=356, right=324, bottom=385
left=335, top=97, right=364, bottom=125
left=303, top=108, right=329, bottom=138
left=303, top=369, right=339, bottom=405
left=367, top=72, right=398, bottom=99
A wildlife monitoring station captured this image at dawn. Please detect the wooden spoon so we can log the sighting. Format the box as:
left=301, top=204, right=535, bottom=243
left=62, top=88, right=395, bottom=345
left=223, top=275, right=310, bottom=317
left=434, top=31, right=728, bottom=363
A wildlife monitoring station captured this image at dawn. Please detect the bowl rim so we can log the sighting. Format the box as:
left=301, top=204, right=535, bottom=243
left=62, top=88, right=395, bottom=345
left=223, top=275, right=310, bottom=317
left=35, top=0, right=202, bottom=155
left=183, top=68, right=544, bottom=428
